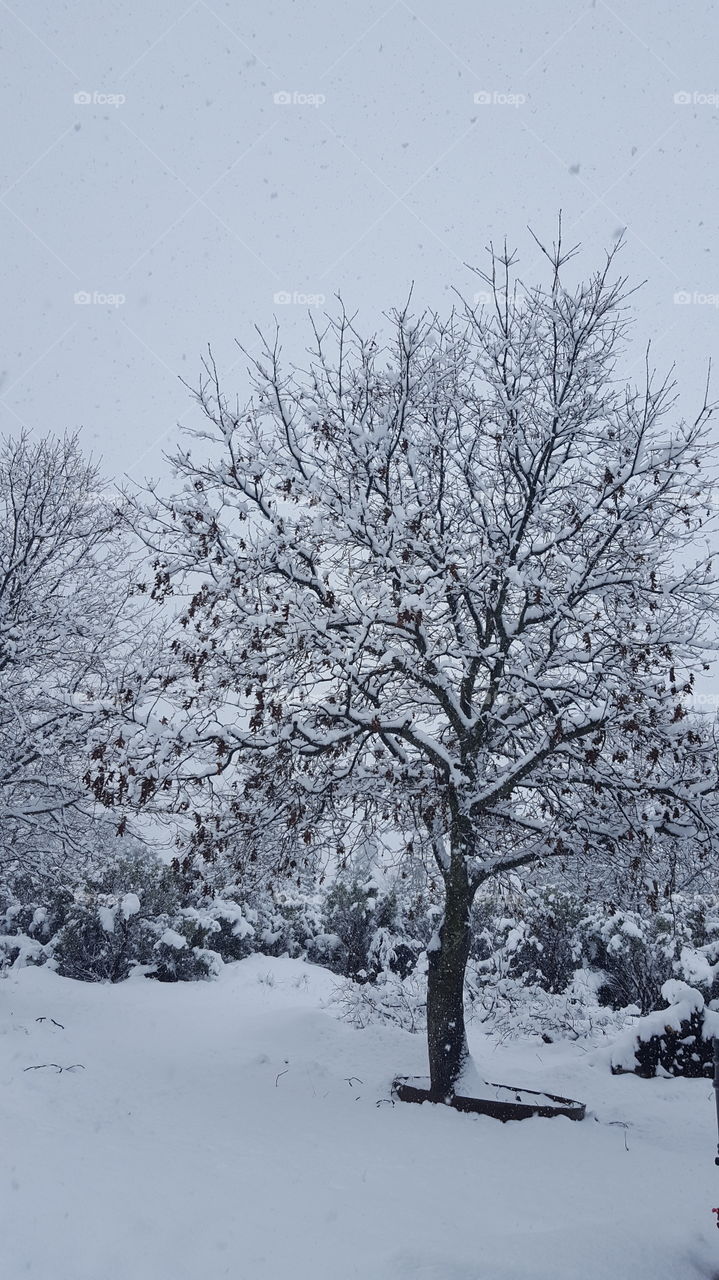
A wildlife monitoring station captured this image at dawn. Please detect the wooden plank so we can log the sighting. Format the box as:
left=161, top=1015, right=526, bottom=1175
left=391, top=1076, right=586, bottom=1122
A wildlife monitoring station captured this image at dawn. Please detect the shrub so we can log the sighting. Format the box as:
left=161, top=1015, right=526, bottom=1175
left=320, top=870, right=427, bottom=981
left=149, top=920, right=222, bottom=982
left=478, top=887, right=587, bottom=993
left=610, top=980, right=719, bottom=1078
left=53, top=892, right=150, bottom=982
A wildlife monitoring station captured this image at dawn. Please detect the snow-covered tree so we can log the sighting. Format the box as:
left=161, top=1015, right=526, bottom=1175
left=96, top=235, right=719, bottom=1100
left=0, top=433, right=134, bottom=887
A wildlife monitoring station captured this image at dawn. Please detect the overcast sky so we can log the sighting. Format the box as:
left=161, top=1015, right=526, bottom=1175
left=2, top=0, right=718, bottom=486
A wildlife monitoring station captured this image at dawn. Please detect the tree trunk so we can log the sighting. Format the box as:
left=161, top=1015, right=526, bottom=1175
left=426, top=851, right=474, bottom=1102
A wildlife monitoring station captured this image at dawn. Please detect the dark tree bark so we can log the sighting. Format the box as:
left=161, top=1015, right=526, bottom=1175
left=426, top=841, right=476, bottom=1100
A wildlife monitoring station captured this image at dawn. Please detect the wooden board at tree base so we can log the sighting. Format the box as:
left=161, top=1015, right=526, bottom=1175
left=392, top=1076, right=586, bottom=1122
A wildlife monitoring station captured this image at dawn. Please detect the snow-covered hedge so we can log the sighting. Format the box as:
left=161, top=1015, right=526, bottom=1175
left=0, top=844, right=327, bottom=983
left=334, top=885, right=719, bottom=1061
left=5, top=847, right=719, bottom=1075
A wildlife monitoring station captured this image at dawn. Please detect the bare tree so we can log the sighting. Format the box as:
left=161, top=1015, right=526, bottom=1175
left=0, top=433, right=133, bottom=885
left=97, top=236, right=719, bottom=1101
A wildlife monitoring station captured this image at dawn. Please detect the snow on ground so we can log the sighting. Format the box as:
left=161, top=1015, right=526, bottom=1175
left=2, top=956, right=719, bottom=1280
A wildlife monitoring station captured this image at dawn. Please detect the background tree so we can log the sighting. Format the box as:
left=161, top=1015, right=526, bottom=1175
left=0, top=432, right=135, bottom=889
left=96, top=235, right=719, bottom=1101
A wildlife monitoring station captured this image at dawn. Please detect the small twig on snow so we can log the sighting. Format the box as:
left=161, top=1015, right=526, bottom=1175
left=23, top=1063, right=85, bottom=1073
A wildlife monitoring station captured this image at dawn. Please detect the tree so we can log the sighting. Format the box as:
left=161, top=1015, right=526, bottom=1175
left=0, top=432, right=134, bottom=888
left=97, top=235, right=719, bottom=1101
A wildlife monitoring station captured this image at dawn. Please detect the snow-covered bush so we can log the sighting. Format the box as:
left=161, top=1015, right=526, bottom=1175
left=469, top=970, right=632, bottom=1044
left=582, top=909, right=674, bottom=1013
left=0, top=899, right=57, bottom=971
left=610, top=980, right=719, bottom=1078
left=1, top=839, right=215, bottom=983
left=173, top=879, right=326, bottom=965
left=149, top=918, right=222, bottom=982
left=335, top=952, right=629, bottom=1044
left=470, top=887, right=587, bottom=993
left=334, top=886, right=719, bottom=1055
left=585, top=898, right=719, bottom=1013
left=53, top=890, right=150, bottom=982
left=2, top=839, right=170, bottom=979
left=0, top=847, right=325, bottom=982
left=92, top=842, right=181, bottom=918
left=468, top=886, right=719, bottom=1016
left=6, top=828, right=719, bottom=1042
left=319, top=870, right=428, bottom=982
left=320, top=873, right=390, bottom=979
left=1, top=881, right=67, bottom=971
left=41, top=892, right=225, bottom=984
left=0, top=881, right=73, bottom=969
left=334, top=957, right=428, bottom=1032
left=62, top=891, right=148, bottom=980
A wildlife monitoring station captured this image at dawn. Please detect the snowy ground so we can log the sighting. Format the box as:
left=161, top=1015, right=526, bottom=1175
left=2, top=957, right=719, bottom=1280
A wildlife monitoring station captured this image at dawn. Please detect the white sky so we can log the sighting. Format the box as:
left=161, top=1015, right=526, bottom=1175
left=1, top=0, right=717, bottom=489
